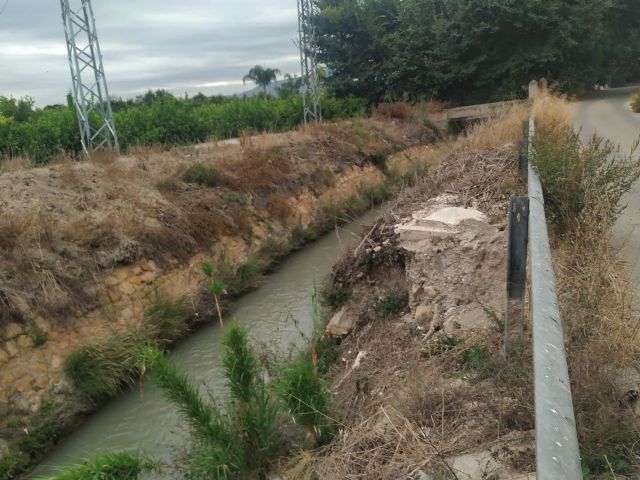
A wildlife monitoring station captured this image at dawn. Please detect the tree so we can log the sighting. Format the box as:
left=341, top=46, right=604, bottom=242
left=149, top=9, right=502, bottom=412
left=242, top=65, right=282, bottom=96
left=277, top=74, right=303, bottom=98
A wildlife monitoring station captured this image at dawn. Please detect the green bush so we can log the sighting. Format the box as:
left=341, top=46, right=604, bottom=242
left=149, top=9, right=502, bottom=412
left=532, top=127, right=640, bottom=231
left=0, top=94, right=368, bottom=163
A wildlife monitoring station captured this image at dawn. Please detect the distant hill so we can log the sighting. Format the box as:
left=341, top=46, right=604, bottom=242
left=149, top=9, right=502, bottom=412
left=240, top=79, right=288, bottom=98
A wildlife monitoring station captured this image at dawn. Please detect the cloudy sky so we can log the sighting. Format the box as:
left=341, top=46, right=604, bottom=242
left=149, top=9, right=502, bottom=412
left=0, top=0, right=301, bottom=106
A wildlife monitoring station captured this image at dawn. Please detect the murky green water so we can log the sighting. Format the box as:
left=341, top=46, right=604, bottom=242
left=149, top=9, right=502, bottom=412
left=29, top=208, right=384, bottom=478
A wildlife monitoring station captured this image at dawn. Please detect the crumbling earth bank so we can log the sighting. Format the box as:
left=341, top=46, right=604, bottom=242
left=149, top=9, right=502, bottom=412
left=312, top=148, right=535, bottom=480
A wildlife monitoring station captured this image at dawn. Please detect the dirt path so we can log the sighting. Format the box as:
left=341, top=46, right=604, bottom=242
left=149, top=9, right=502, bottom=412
left=573, top=86, right=640, bottom=282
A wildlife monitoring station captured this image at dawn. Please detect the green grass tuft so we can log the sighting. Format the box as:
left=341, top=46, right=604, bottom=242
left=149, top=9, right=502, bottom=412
left=373, top=289, right=409, bottom=319
left=35, top=451, right=156, bottom=480
left=145, top=295, right=192, bottom=344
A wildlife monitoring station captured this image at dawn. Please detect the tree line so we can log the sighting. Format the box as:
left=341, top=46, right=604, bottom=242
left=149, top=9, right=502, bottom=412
left=314, top=0, right=640, bottom=104
left=0, top=92, right=366, bottom=162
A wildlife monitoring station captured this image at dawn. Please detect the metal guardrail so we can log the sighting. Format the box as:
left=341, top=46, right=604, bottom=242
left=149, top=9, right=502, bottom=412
left=526, top=111, right=582, bottom=479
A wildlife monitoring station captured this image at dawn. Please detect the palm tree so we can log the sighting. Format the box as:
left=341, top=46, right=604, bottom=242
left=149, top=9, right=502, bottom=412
left=242, top=65, right=281, bottom=96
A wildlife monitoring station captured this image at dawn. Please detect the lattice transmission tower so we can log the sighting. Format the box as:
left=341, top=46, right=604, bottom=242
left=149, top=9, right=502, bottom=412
left=297, top=0, right=322, bottom=124
left=61, top=0, right=118, bottom=154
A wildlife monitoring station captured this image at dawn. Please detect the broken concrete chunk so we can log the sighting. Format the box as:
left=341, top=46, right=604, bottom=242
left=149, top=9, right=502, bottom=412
left=325, top=307, right=356, bottom=338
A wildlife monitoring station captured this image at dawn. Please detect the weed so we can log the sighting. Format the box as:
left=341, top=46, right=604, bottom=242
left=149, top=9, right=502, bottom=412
left=144, top=295, right=192, bottom=344
left=181, top=163, right=224, bottom=188
left=24, top=319, right=47, bottom=346
left=321, top=283, right=351, bottom=311
left=0, top=455, right=29, bottom=480
left=202, top=262, right=226, bottom=327
left=421, top=332, right=462, bottom=358
left=63, top=329, right=150, bottom=403
left=373, top=289, right=409, bottom=319
left=35, top=451, right=157, bottom=480
left=459, top=345, right=491, bottom=374
left=482, top=305, right=504, bottom=333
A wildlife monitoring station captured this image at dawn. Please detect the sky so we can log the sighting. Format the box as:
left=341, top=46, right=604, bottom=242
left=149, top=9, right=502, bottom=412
left=0, top=0, right=301, bottom=106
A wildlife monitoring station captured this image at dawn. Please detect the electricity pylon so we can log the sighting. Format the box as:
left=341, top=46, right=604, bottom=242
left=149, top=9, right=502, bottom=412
left=297, top=0, right=322, bottom=124
left=61, top=0, right=118, bottom=154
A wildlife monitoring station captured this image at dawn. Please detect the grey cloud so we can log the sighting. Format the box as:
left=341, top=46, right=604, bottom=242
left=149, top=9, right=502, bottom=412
left=0, top=0, right=301, bottom=105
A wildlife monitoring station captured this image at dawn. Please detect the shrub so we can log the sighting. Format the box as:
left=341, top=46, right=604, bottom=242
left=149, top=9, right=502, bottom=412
left=181, top=163, right=224, bottom=187
left=376, top=102, right=412, bottom=119
left=532, top=127, right=640, bottom=231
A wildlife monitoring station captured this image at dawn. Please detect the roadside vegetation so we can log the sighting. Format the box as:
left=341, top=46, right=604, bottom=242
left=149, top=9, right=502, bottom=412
left=533, top=94, right=640, bottom=477
left=0, top=93, right=367, bottom=163
left=631, top=91, right=640, bottom=113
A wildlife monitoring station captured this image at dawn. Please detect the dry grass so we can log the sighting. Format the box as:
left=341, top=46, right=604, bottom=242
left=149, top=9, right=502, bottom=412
left=0, top=117, right=437, bottom=328
left=631, top=92, right=640, bottom=114
left=0, top=156, right=32, bottom=173
left=534, top=92, right=575, bottom=137
left=462, top=101, right=530, bottom=152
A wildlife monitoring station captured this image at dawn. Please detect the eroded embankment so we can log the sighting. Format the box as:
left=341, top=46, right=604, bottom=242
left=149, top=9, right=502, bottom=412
left=283, top=107, right=540, bottom=479
left=0, top=116, right=437, bottom=477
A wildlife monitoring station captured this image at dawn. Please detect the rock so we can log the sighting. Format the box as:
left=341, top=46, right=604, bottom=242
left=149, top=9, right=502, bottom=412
left=34, top=316, right=51, bottom=333
left=140, top=271, right=156, bottom=284
left=35, top=376, right=49, bottom=390
left=325, top=307, right=356, bottom=338
left=115, top=270, right=129, bottom=281
left=424, top=286, right=438, bottom=299
left=14, top=374, right=34, bottom=393
left=105, top=276, right=120, bottom=287
left=51, top=355, right=63, bottom=369
left=107, top=287, right=122, bottom=303
left=4, top=340, right=19, bottom=358
left=414, top=304, right=434, bottom=323
left=16, top=334, right=34, bottom=349
left=119, top=282, right=135, bottom=295
left=141, top=260, right=157, bottom=272
left=0, top=349, right=9, bottom=364
left=4, top=322, right=22, bottom=340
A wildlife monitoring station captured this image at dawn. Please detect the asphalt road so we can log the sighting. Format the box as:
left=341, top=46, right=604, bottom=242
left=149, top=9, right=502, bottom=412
left=574, top=86, right=640, bottom=283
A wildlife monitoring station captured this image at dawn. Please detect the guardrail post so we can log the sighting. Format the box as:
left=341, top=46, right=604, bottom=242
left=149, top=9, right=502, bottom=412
left=504, top=196, right=529, bottom=358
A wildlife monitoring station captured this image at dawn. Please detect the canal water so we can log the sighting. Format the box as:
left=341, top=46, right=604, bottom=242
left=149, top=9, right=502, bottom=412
left=30, top=207, right=384, bottom=478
